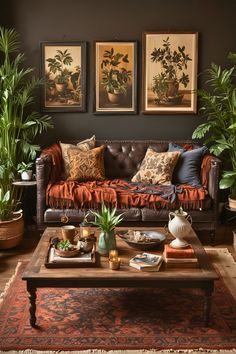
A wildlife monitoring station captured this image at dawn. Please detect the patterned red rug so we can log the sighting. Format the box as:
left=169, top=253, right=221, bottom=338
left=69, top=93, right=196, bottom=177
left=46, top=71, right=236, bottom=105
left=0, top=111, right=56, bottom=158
left=0, top=261, right=236, bottom=351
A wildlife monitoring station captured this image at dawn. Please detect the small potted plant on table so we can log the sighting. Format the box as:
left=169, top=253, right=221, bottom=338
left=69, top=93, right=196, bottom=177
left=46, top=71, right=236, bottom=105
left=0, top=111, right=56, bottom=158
left=89, top=204, right=123, bottom=256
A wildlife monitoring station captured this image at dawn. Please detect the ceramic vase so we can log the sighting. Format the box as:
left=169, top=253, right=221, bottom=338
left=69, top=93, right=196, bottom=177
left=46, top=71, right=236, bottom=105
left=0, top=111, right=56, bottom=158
left=168, top=211, right=192, bottom=248
left=98, top=230, right=117, bottom=256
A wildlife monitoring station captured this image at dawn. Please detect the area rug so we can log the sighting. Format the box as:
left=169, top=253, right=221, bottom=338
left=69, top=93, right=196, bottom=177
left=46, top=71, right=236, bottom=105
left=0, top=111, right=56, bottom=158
left=0, top=249, right=236, bottom=352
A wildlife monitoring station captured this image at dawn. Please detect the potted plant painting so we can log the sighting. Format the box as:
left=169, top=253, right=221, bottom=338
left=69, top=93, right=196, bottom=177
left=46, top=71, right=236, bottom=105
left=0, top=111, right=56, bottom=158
left=101, top=47, right=131, bottom=104
left=46, top=49, right=81, bottom=97
left=192, top=52, right=236, bottom=209
left=150, top=37, right=192, bottom=105
left=0, top=27, right=53, bottom=248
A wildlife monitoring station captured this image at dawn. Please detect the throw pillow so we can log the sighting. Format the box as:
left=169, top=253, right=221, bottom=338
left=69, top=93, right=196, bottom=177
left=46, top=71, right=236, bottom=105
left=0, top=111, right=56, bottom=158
left=60, top=135, right=96, bottom=179
left=170, top=146, right=209, bottom=187
left=67, top=145, right=106, bottom=182
left=131, top=148, right=181, bottom=185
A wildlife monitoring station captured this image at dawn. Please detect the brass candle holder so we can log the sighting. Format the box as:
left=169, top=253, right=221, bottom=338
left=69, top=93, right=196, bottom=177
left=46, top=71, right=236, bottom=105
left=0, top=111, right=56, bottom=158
left=109, top=249, right=120, bottom=270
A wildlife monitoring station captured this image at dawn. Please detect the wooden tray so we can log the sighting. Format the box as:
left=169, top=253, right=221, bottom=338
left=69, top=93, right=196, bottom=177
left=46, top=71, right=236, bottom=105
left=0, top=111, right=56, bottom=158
left=44, top=241, right=97, bottom=268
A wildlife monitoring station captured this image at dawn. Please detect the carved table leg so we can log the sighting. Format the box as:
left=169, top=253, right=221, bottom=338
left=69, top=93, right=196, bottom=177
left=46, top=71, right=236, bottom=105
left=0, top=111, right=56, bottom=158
left=203, top=286, right=213, bottom=327
left=27, top=283, right=37, bottom=328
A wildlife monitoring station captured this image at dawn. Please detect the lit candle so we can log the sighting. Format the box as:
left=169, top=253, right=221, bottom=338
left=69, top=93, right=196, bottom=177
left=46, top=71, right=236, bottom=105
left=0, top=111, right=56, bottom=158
left=109, top=249, right=118, bottom=261
left=82, top=228, right=90, bottom=237
left=109, top=257, right=121, bottom=270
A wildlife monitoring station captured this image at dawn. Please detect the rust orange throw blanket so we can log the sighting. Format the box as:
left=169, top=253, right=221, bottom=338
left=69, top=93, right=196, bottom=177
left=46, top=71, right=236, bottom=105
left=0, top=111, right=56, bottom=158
left=43, top=144, right=212, bottom=210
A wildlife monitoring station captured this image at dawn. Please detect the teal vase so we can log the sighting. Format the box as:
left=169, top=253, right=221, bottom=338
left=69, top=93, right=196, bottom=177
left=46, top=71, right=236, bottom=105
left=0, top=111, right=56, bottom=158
left=98, top=230, right=117, bottom=256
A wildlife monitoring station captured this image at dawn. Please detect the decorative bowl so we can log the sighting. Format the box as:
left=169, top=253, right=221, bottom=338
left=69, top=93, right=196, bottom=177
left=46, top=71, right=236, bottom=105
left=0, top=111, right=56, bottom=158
left=55, top=247, right=79, bottom=258
left=117, top=230, right=166, bottom=250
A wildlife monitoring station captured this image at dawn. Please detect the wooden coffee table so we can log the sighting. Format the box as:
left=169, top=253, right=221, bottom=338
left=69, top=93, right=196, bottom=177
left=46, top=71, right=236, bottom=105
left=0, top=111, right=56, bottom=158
left=22, top=227, right=218, bottom=328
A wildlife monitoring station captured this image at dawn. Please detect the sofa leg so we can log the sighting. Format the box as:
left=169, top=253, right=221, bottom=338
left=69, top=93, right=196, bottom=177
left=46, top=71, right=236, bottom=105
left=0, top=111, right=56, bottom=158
left=210, top=230, right=215, bottom=246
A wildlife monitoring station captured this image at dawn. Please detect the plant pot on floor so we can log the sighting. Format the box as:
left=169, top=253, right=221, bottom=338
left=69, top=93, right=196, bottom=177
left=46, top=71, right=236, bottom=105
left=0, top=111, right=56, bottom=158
left=0, top=212, right=24, bottom=249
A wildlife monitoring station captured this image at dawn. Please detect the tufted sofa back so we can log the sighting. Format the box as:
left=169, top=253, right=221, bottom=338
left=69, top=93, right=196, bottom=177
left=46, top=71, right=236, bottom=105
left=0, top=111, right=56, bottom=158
left=93, top=140, right=201, bottom=179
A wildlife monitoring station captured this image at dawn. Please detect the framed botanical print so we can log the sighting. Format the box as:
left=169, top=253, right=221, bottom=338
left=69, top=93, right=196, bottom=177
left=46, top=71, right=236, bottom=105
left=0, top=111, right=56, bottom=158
left=94, top=41, right=137, bottom=114
left=40, top=42, right=86, bottom=112
left=142, top=32, right=198, bottom=114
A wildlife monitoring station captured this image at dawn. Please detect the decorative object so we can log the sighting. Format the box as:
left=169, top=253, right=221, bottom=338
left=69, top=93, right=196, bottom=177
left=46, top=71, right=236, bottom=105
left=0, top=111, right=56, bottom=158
left=61, top=225, right=78, bottom=243
left=109, top=249, right=120, bottom=270
left=79, top=222, right=91, bottom=238
left=142, top=32, right=198, bottom=114
left=2, top=257, right=236, bottom=351
left=60, top=135, right=96, bottom=179
left=0, top=27, right=52, bottom=247
left=89, top=204, right=123, bottom=256
left=168, top=143, right=209, bottom=187
left=40, top=42, right=86, bottom=112
left=0, top=211, right=24, bottom=249
left=192, top=52, right=236, bottom=208
left=67, top=145, right=106, bottom=181
left=131, top=149, right=181, bottom=185
left=168, top=207, right=192, bottom=248
left=118, top=230, right=166, bottom=250
left=17, top=162, right=34, bottom=181
left=94, top=41, right=137, bottom=114
left=54, top=240, right=79, bottom=258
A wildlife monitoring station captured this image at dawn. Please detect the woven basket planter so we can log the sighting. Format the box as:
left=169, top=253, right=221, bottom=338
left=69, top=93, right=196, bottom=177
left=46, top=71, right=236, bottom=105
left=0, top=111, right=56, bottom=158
left=0, top=212, right=24, bottom=249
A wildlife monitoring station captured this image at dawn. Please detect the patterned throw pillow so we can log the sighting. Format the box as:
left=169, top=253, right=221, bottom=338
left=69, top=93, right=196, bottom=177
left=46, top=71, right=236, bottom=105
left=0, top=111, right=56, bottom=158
left=67, top=145, right=106, bottom=182
left=60, top=135, right=96, bottom=179
left=131, top=148, right=181, bottom=185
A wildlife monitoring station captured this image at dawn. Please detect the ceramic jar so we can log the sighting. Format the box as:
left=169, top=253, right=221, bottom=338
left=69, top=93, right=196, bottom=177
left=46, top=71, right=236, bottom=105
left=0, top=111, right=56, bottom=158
left=98, top=230, right=117, bottom=256
left=168, top=211, right=192, bottom=248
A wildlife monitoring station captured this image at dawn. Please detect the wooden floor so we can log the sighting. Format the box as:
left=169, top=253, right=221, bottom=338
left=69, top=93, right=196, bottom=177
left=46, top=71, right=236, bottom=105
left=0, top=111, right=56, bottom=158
left=0, top=223, right=236, bottom=294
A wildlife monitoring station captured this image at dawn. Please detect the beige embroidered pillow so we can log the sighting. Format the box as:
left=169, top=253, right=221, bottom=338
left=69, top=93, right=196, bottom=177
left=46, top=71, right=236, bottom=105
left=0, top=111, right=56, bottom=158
left=67, top=145, right=106, bottom=182
left=131, top=149, right=181, bottom=185
left=60, top=135, right=96, bottom=179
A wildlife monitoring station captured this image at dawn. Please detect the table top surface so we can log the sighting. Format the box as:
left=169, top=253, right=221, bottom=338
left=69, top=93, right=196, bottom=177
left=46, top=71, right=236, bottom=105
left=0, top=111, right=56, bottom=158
left=22, top=226, right=218, bottom=284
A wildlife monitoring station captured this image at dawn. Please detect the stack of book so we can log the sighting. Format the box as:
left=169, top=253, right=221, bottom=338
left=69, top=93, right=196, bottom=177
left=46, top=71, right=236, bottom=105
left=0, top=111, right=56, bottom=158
left=163, top=244, right=198, bottom=268
left=129, top=252, right=163, bottom=272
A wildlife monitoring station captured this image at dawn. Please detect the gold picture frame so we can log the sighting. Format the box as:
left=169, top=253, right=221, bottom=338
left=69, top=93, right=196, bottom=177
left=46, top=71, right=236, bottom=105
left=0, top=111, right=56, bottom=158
left=142, top=32, right=198, bottom=114
left=94, top=41, right=137, bottom=114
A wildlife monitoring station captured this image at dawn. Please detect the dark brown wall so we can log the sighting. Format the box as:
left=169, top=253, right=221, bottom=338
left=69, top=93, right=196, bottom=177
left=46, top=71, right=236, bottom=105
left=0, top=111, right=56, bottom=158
left=3, top=0, right=236, bottom=147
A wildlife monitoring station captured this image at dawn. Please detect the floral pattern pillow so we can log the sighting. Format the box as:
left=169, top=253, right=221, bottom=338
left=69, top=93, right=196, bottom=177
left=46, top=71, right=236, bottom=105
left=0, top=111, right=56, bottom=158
left=131, top=148, right=181, bottom=185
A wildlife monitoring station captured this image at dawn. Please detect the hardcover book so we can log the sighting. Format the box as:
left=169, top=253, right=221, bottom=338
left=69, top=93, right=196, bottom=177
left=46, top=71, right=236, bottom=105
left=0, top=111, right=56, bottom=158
left=129, top=252, right=163, bottom=271
left=164, top=244, right=195, bottom=258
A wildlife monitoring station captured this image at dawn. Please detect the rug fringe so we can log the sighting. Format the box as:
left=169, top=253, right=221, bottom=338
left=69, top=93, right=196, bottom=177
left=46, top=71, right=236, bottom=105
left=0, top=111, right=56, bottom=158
left=1, top=349, right=236, bottom=354
left=0, top=260, right=22, bottom=306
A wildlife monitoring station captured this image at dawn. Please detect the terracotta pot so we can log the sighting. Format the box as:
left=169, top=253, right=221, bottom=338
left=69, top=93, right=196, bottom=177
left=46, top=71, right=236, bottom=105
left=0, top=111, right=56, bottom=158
left=0, top=212, right=24, bottom=249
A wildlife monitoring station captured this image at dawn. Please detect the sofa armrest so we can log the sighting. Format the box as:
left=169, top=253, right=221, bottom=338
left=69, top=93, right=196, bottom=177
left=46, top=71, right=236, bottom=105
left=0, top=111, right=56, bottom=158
left=36, top=154, right=53, bottom=227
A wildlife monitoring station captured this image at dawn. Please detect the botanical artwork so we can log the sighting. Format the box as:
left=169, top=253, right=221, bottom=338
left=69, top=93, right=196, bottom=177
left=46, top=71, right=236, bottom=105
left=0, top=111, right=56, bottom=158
left=95, top=41, right=137, bottom=114
left=142, top=33, right=198, bottom=114
left=41, top=42, right=86, bottom=112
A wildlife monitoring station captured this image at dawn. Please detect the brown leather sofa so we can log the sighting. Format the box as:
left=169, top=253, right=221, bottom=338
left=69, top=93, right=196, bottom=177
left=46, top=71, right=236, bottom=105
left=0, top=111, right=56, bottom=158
left=36, top=140, right=221, bottom=241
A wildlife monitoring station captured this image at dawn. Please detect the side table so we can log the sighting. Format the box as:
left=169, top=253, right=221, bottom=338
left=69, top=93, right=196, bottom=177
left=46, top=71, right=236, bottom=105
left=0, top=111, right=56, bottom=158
left=13, top=180, right=37, bottom=224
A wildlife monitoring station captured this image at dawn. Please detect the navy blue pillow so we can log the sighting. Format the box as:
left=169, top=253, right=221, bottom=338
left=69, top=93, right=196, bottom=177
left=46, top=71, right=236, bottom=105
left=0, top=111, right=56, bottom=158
left=168, top=143, right=208, bottom=187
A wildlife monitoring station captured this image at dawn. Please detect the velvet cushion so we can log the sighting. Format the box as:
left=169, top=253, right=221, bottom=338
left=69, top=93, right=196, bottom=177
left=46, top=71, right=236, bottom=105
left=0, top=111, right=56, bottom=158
left=67, top=145, right=106, bottom=182
left=168, top=143, right=208, bottom=187
left=131, top=149, right=181, bottom=185
left=60, top=135, right=96, bottom=179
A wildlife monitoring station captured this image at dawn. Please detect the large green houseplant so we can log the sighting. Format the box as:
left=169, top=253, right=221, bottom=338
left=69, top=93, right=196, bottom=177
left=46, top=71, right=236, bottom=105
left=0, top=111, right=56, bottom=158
left=0, top=27, right=52, bottom=246
left=192, top=52, right=236, bottom=204
left=151, top=37, right=192, bottom=105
